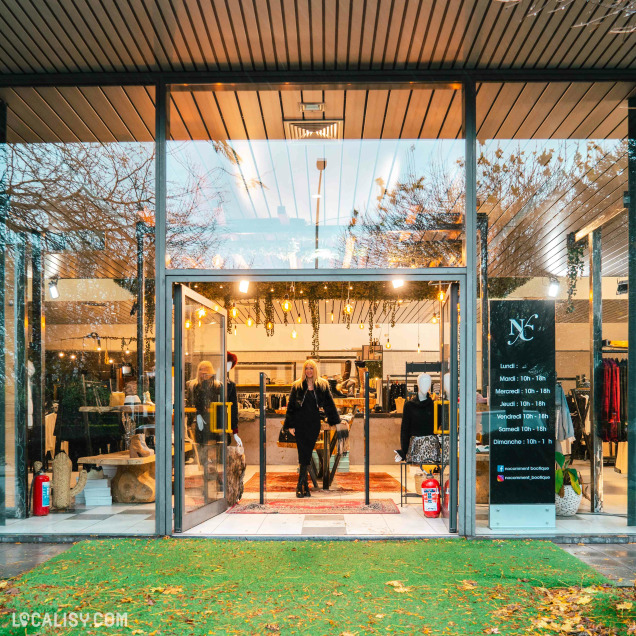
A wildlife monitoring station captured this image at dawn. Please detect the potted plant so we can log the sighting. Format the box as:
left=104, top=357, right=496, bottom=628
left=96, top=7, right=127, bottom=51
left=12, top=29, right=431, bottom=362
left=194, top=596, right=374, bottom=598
left=555, top=452, right=583, bottom=516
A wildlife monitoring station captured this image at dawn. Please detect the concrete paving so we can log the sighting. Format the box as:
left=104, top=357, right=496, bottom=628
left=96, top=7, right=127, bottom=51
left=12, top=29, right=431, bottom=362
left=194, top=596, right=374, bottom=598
left=0, top=543, right=72, bottom=579
left=561, top=543, right=636, bottom=587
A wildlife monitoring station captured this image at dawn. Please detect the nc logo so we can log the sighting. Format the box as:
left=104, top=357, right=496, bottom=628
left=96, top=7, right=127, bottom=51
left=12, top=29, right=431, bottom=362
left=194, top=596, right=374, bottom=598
left=507, top=314, right=538, bottom=345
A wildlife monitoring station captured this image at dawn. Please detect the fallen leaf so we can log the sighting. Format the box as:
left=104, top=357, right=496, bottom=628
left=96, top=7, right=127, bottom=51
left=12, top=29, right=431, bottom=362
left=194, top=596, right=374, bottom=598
left=375, top=614, right=385, bottom=619
left=459, top=580, right=478, bottom=590
left=617, top=602, right=633, bottom=611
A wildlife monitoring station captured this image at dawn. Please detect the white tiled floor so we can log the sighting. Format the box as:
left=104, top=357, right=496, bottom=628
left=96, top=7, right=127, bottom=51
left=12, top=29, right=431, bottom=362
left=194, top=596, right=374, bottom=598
left=184, top=464, right=453, bottom=537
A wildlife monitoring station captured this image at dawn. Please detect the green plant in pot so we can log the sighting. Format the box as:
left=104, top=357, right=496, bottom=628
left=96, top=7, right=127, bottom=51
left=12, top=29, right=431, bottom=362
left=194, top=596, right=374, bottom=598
left=555, top=452, right=583, bottom=516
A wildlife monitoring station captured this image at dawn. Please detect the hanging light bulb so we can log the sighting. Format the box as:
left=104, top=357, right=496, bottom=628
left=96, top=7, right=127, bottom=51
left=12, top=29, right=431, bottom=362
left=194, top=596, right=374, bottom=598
left=213, top=304, right=220, bottom=312
left=185, top=320, right=191, bottom=329
left=108, top=358, right=114, bottom=364
left=438, top=290, right=446, bottom=302
left=234, top=326, right=237, bottom=336
left=296, top=315, right=302, bottom=323
left=281, top=295, right=292, bottom=312
left=344, top=301, right=353, bottom=314
left=70, top=354, right=76, bottom=360
left=246, top=316, right=254, bottom=327
left=359, top=323, right=365, bottom=329
left=96, top=338, right=102, bottom=352
left=417, top=343, right=421, bottom=354
left=385, top=339, right=392, bottom=350
left=291, top=328, right=298, bottom=339
left=431, top=314, right=439, bottom=324
left=197, top=308, right=206, bottom=318
left=266, top=321, right=273, bottom=330
left=397, top=299, right=403, bottom=304
left=58, top=351, right=65, bottom=358
left=230, top=303, right=238, bottom=318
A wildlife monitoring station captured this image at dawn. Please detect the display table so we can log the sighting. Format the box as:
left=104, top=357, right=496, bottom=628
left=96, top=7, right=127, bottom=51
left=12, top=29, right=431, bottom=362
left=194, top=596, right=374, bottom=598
left=78, top=451, right=155, bottom=503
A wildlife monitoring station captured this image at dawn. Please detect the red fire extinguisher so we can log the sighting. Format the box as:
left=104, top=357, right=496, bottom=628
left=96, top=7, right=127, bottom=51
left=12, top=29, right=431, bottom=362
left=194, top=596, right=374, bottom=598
left=33, top=469, right=50, bottom=517
left=421, top=474, right=441, bottom=518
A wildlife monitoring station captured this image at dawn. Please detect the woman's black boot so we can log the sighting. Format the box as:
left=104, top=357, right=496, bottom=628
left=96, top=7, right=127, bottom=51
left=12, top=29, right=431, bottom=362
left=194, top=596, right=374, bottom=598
left=296, top=466, right=305, bottom=498
left=301, top=466, right=311, bottom=497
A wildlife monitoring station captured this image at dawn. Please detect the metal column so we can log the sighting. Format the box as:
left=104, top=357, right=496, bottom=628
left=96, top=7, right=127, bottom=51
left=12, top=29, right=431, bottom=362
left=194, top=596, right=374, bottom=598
left=461, top=79, right=478, bottom=536
left=259, top=372, right=266, bottom=504
left=478, top=213, right=489, bottom=398
left=30, top=232, right=45, bottom=467
left=589, top=229, right=603, bottom=512
left=136, top=221, right=145, bottom=401
left=0, top=99, right=6, bottom=525
left=173, top=285, right=184, bottom=533
left=628, top=96, right=636, bottom=526
left=14, top=236, right=27, bottom=517
left=449, top=283, right=459, bottom=533
left=364, top=371, right=370, bottom=506
left=155, top=81, right=171, bottom=536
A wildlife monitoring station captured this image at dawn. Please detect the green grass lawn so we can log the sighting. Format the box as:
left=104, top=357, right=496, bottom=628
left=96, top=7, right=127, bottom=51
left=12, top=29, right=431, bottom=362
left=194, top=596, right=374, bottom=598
left=0, top=539, right=634, bottom=635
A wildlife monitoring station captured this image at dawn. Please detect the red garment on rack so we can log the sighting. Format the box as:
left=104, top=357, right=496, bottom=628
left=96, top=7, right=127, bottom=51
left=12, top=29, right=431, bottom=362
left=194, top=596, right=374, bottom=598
left=601, top=359, right=621, bottom=442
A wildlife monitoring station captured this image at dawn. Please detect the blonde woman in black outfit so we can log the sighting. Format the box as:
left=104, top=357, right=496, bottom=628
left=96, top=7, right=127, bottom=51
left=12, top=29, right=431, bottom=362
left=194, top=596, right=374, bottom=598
left=284, top=359, right=341, bottom=497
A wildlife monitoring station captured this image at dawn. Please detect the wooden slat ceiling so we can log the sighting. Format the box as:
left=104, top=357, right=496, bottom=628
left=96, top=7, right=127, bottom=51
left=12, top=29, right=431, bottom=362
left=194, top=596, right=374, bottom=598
left=0, top=0, right=634, bottom=74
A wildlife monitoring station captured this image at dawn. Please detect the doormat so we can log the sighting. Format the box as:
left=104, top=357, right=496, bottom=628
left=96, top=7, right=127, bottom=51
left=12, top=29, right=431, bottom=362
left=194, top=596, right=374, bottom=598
left=227, top=498, right=400, bottom=514
left=243, top=472, right=401, bottom=493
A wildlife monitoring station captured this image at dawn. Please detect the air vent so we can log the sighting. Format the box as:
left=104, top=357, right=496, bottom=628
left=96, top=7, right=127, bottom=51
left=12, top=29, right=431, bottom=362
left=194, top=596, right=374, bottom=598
left=284, top=120, right=343, bottom=141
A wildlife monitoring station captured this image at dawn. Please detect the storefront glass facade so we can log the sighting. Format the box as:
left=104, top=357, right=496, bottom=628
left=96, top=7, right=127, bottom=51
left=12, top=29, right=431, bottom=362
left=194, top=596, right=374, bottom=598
left=0, top=75, right=634, bottom=539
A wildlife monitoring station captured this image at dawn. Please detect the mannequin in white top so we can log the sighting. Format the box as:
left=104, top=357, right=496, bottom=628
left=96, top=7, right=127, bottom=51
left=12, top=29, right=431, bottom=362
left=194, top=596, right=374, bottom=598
left=443, top=372, right=451, bottom=399
left=417, top=373, right=432, bottom=400
left=394, top=373, right=434, bottom=462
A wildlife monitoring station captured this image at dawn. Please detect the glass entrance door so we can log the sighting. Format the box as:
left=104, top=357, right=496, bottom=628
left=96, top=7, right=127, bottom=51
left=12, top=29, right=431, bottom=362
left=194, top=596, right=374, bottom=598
left=174, top=284, right=228, bottom=532
left=440, top=283, right=459, bottom=532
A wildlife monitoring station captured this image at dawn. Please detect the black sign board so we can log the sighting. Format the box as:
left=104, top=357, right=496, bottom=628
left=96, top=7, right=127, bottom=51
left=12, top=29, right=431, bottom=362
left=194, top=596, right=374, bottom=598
left=489, top=300, right=555, bottom=505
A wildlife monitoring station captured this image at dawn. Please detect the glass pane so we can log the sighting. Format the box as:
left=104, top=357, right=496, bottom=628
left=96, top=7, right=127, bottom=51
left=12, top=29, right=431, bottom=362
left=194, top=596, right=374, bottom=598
left=183, top=297, right=226, bottom=514
left=166, top=84, right=465, bottom=269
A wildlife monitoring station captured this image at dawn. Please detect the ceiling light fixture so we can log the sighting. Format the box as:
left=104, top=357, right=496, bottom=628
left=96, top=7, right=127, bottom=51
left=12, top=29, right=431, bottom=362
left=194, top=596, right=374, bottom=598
left=246, top=316, right=254, bottom=327
left=281, top=295, right=292, bottom=312
left=359, top=323, right=364, bottom=329
left=239, top=280, right=250, bottom=293
left=392, top=279, right=404, bottom=289
left=548, top=279, right=560, bottom=298
left=230, top=303, right=238, bottom=318
left=291, top=328, right=298, bottom=339
left=49, top=279, right=60, bottom=299
left=58, top=351, right=65, bottom=358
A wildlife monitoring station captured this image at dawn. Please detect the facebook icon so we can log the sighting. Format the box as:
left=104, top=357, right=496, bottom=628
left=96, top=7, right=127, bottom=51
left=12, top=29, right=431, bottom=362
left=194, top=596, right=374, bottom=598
left=497, top=465, right=504, bottom=472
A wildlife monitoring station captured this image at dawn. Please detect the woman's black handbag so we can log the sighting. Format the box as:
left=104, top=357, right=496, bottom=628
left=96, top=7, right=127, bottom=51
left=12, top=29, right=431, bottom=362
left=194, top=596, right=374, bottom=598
left=277, top=424, right=297, bottom=447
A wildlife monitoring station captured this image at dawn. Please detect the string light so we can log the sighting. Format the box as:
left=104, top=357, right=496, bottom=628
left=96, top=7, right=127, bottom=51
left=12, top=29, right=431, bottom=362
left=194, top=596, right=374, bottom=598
left=296, top=315, right=302, bottom=323
left=344, top=301, right=353, bottom=314
left=291, top=328, right=298, bottom=339
left=197, top=308, right=206, bottom=318
left=233, top=326, right=237, bottom=336
left=58, top=351, right=65, bottom=358
left=246, top=316, right=254, bottom=327
left=185, top=320, right=191, bottom=329
left=431, top=314, right=439, bottom=324
left=438, top=290, right=445, bottom=302
left=266, top=321, right=273, bottom=330
left=70, top=354, right=76, bottom=360
left=359, top=323, right=364, bottom=329
left=230, top=303, right=238, bottom=318
left=281, top=295, right=292, bottom=312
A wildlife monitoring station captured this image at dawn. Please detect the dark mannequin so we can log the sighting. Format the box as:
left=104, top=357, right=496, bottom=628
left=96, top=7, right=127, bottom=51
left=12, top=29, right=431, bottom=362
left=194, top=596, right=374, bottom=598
left=395, top=373, right=435, bottom=461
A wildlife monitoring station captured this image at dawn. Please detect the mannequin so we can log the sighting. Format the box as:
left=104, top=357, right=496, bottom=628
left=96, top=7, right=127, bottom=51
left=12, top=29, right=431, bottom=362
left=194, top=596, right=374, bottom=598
left=395, top=373, right=435, bottom=462
left=226, top=352, right=242, bottom=447
left=443, top=372, right=451, bottom=399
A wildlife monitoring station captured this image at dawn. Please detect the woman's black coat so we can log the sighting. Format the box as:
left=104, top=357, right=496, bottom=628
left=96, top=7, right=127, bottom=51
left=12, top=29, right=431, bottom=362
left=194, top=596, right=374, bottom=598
left=283, top=379, right=341, bottom=430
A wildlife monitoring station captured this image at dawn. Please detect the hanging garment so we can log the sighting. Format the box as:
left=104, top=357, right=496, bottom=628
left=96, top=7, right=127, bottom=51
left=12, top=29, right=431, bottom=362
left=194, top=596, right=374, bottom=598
left=556, top=384, right=575, bottom=454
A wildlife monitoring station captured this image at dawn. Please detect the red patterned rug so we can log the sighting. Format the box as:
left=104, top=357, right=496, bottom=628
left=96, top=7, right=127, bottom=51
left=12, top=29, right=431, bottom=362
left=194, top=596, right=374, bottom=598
left=243, top=472, right=401, bottom=493
left=227, top=498, right=399, bottom=514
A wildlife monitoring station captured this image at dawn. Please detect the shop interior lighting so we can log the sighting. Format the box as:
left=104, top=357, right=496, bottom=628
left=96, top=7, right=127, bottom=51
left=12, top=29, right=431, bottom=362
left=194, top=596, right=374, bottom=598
left=239, top=280, right=250, bottom=293
left=266, top=321, right=274, bottom=330
left=617, top=280, right=628, bottom=295
left=233, top=326, right=237, bottom=336
left=431, top=314, right=439, bottom=324
left=49, top=278, right=60, bottom=299
left=548, top=280, right=560, bottom=297
left=359, top=323, right=365, bottom=329
left=385, top=339, right=392, bottom=350
left=213, top=304, right=220, bottom=312
left=281, top=295, right=292, bottom=312
left=392, top=279, right=404, bottom=289
left=246, top=316, right=254, bottom=327
left=291, top=328, right=298, bottom=339
left=438, top=290, right=446, bottom=302
left=97, top=338, right=102, bottom=351
left=300, top=102, right=324, bottom=112
left=185, top=320, right=191, bottom=329
left=197, top=308, right=206, bottom=318
left=58, top=351, right=65, bottom=358
left=297, top=315, right=302, bottom=323
left=70, top=354, right=76, bottom=360
left=230, top=303, right=238, bottom=318
left=108, top=358, right=114, bottom=364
